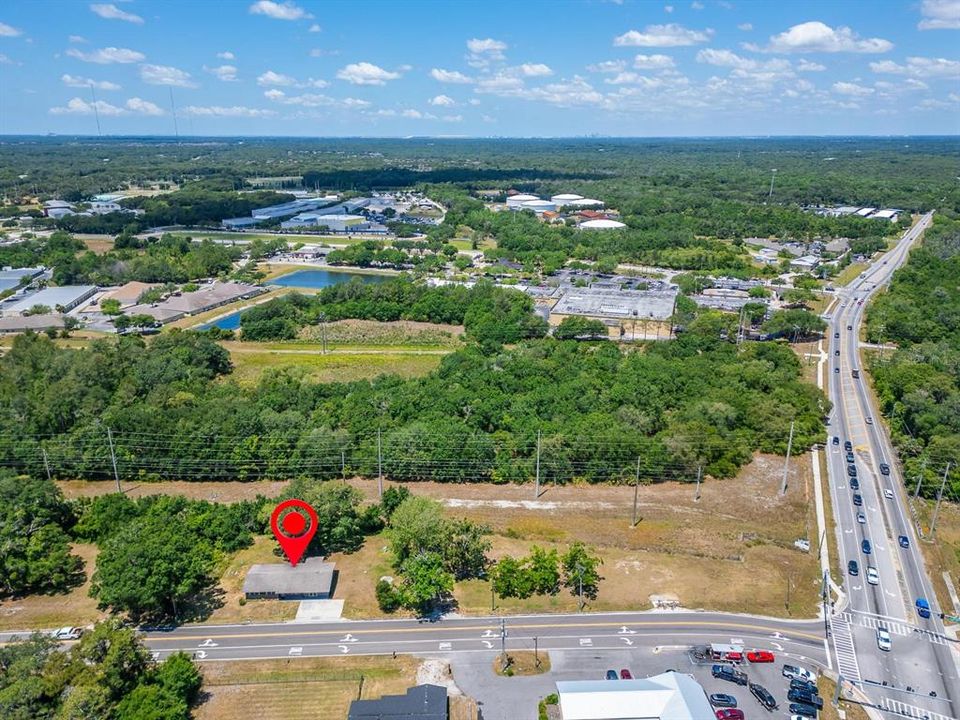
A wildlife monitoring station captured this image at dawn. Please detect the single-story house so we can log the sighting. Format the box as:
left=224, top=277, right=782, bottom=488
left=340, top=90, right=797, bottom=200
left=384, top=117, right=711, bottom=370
left=348, top=684, right=448, bottom=720
left=242, top=557, right=336, bottom=600
left=556, top=671, right=713, bottom=720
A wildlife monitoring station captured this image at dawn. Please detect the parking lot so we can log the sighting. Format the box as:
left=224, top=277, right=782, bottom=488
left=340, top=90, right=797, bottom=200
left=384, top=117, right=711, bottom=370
left=448, top=642, right=826, bottom=720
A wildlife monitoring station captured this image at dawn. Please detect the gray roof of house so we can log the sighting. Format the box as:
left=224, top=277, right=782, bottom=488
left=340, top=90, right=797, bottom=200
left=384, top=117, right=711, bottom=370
left=348, top=684, right=447, bottom=720
left=242, top=558, right=335, bottom=595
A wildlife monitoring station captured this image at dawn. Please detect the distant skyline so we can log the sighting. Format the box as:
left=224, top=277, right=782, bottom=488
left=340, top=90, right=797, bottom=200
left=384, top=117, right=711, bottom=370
left=0, top=0, right=958, bottom=137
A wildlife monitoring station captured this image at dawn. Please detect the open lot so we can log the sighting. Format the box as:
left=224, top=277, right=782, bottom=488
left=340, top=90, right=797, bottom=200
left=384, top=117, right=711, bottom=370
left=196, top=655, right=419, bottom=720
left=912, top=498, right=960, bottom=619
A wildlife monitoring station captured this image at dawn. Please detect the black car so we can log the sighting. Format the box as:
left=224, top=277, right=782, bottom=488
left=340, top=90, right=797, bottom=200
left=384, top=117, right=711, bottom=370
left=789, top=701, right=819, bottom=718
left=834, top=349, right=840, bottom=356
left=834, top=332, right=840, bottom=338
left=862, top=539, right=872, bottom=555
left=749, top=682, right=777, bottom=711
left=847, top=465, right=858, bottom=478
left=844, top=440, right=853, bottom=451
left=848, top=560, right=859, bottom=576
left=789, top=688, right=824, bottom=709
left=710, top=693, right=737, bottom=708
left=790, top=678, right=818, bottom=694
left=832, top=436, right=839, bottom=445
left=879, top=463, right=890, bottom=476
left=853, top=493, right=863, bottom=506
left=847, top=325, right=853, bottom=331
left=846, top=451, right=855, bottom=463
left=850, top=477, right=859, bottom=490
left=712, top=664, right=748, bottom=686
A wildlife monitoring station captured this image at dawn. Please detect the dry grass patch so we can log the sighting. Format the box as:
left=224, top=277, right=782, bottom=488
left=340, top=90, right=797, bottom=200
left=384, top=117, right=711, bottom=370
left=818, top=676, right=870, bottom=720
left=493, top=650, right=550, bottom=676
left=298, top=318, right=464, bottom=348
left=56, top=479, right=286, bottom=503
left=912, top=499, right=960, bottom=617
left=197, top=655, right=418, bottom=720
left=226, top=349, right=444, bottom=386
left=0, top=543, right=104, bottom=631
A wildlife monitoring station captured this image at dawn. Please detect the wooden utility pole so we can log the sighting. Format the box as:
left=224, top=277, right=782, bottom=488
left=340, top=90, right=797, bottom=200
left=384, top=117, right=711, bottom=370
left=913, top=458, right=927, bottom=500
left=534, top=430, right=541, bottom=499
left=42, top=447, right=52, bottom=482
left=779, top=421, right=795, bottom=496
left=930, top=462, right=951, bottom=537
left=107, top=427, right=120, bottom=493
left=377, top=428, right=383, bottom=498
left=694, top=465, right=703, bottom=502
left=632, top=457, right=641, bottom=526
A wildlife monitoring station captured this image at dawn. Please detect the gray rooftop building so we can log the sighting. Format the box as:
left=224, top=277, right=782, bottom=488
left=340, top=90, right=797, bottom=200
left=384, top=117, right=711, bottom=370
left=4, top=286, right=97, bottom=316
left=348, top=684, right=448, bottom=720
left=242, top=558, right=336, bottom=600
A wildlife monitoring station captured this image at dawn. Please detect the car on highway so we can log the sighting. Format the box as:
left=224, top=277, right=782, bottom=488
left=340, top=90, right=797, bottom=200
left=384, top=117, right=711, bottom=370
left=620, top=668, right=632, bottom=679
left=879, top=463, right=890, bottom=475
left=866, top=416, right=873, bottom=424
left=52, top=627, right=83, bottom=641
left=899, top=535, right=910, bottom=548
left=853, top=493, right=862, bottom=506
left=847, top=465, right=857, bottom=477
left=847, top=325, right=853, bottom=331
left=835, top=367, right=839, bottom=373
left=834, top=349, right=840, bottom=356
left=833, top=436, right=840, bottom=445
left=848, top=560, right=859, bottom=576
left=877, top=627, right=892, bottom=651
left=782, top=664, right=816, bottom=683
left=916, top=598, right=931, bottom=619
left=715, top=710, right=744, bottom=720
left=712, top=664, right=748, bottom=686
left=852, top=369, right=860, bottom=379
left=862, top=539, right=872, bottom=554
left=845, top=451, right=855, bottom=463
left=844, top=440, right=852, bottom=451
left=789, top=702, right=819, bottom=718
left=867, top=567, right=879, bottom=585
left=747, top=650, right=774, bottom=663
left=849, top=477, right=859, bottom=490
left=605, top=669, right=618, bottom=680
left=884, top=489, right=894, bottom=499
left=749, top=682, right=778, bottom=711
left=710, top=693, right=738, bottom=708
left=834, top=332, right=840, bottom=338
left=857, top=512, right=866, bottom=524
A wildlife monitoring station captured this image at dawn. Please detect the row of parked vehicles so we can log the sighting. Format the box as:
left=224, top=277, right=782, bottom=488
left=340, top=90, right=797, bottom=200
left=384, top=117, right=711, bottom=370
left=711, top=660, right=823, bottom=718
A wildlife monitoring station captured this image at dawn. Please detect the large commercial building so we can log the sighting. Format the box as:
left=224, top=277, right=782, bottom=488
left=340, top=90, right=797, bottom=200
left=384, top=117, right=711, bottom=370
left=221, top=195, right=338, bottom=228
left=4, top=286, right=97, bottom=315
left=280, top=213, right=374, bottom=232
left=556, top=672, right=713, bottom=720
left=123, top=282, right=265, bottom=324
left=505, top=193, right=540, bottom=209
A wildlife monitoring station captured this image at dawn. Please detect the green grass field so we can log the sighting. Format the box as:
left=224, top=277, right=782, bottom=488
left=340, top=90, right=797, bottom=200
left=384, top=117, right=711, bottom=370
left=226, top=349, right=447, bottom=385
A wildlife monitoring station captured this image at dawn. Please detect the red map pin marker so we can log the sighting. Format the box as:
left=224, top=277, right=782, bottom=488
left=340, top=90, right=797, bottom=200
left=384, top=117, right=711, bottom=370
left=270, top=499, right=318, bottom=567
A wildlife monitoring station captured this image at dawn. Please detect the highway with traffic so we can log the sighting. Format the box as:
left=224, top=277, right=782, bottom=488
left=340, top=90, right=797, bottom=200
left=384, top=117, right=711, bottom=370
left=824, top=211, right=960, bottom=720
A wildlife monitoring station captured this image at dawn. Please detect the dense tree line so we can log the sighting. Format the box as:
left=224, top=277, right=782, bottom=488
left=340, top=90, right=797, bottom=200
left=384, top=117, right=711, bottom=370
left=866, top=216, right=960, bottom=496
left=239, top=279, right=548, bottom=345
left=0, top=324, right=826, bottom=485
left=0, top=622, right=201, bottom=720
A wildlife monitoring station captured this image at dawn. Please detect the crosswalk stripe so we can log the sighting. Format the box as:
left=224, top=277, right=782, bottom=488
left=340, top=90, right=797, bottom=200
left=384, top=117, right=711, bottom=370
left=831, top=615, right=862, bottom=683
left=840, top=612, right=949, bottom=645
left=878, top=696, right=956, bottom=720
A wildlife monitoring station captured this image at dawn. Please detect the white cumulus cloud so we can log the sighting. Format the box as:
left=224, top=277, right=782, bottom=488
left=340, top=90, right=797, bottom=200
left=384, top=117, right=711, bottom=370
left=918, top=0, right=960, bottom=29
left=205, top=65, right=239, bottom=82
left=183, top=105, right=277, bottom=117
left=140, top=64, right=198, bottom=88
left=429, top=94, right=456, bottom=106
left=633, top=53, right=675, bottom=69
left=430, top=68, right=473, bottom=83
left=614, top=24, right=712, bottom=47
left=61, top=74, right=121, bottom=90
left=751, top=21, right=893, bottom=54
left=257, top=70, right=297, bottom=86
left=90, top=3, right=144, bottom=24
left=516, top=63, right=553, bottom=77
left=797, top=59, right=826, bottom=71
left=870, top=56, right=960, bottom=79
left=216, top=51, right=235, bottom=60
left=69, top=35, right=87, bottom=43
left=832, top=81, right=874, bottom=97
left=66, top=46, right=145, bottom=64
left=308, top=23, right=321, bottom=32
left=0, top=22, right=23, bottom=37
left=696, top=48, right=758, bottom=70
left=336, top=62, right=401, bottom=85
left=587, top=60, right=626, bottom=73
left=738, top=23, right=753, bottom=31
left=125, top=97, right=164, bottom=115
left=249, top=0, right=312, bottom=20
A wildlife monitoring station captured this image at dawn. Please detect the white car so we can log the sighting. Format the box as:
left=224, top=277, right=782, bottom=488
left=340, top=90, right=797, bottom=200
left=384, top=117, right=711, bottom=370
left=867, top=567, right=880, bottom=586
left=857, top=512, right=866, bottom=524
left=877, top=627, right=892, bottom=651
left=884, top=489, right=894, bottom=500
left=782, top=664, right=816, bottom=682
left=52, top=626, right=82, bottom=640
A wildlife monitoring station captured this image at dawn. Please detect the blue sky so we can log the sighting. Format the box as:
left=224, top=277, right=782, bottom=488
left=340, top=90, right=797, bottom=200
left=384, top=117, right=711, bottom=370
left=0, top=0, right=958, bottom=136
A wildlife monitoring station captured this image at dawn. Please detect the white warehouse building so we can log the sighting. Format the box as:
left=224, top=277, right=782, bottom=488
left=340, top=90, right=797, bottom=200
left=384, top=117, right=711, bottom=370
left=506, top=193, right=540, bottom=209
left=521, top=199, right=557, bottom=214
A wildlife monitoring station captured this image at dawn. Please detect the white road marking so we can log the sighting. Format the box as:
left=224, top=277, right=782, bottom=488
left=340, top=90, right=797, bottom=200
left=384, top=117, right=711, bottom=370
left=198, top=639, right=218, bottom=647
left=439, top=642, right=452, bottom=650
left=194, top=650, right=207, bottom=659
left=830, top=615, right=862, bottom=683
left=338, top=645, right=349, bottom=654
left=620, top=638, right=634, bottom=646
left=482, top=641, right=493, bottom=649
left=579, top=638, right=593, bottom=646
left=339, top=633, right=357, bottom=643
left=618, top=626, right=636, bottom=635
left=288, top=646, right=302, bottom=655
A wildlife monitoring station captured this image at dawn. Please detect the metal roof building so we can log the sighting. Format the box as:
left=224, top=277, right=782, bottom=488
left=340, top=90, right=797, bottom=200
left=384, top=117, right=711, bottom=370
left=556, top=671, right=713, bottom=720
left=242, top=558, right=336, bottom=600
left=348, top=684, right=448, bottom=720
left=4, top=286, right=97, bottom=315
